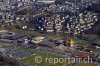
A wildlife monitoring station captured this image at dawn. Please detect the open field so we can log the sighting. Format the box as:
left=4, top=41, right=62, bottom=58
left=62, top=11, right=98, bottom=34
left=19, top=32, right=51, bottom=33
left=18, top=47, right=70, bottom=66
left=17, top=47, right=96, bottom=66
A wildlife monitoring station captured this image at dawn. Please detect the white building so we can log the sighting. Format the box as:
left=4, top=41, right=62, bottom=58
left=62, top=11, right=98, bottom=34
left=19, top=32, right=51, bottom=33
left=36, top=0, right=55, bottom=4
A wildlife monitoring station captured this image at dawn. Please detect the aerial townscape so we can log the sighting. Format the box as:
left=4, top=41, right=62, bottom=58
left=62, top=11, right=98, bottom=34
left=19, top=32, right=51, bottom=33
left=0, top=0, right=100, bottom=66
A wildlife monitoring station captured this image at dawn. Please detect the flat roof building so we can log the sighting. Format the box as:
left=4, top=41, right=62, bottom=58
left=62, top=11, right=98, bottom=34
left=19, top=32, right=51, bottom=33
left=36, top=0, right=55, bottom=4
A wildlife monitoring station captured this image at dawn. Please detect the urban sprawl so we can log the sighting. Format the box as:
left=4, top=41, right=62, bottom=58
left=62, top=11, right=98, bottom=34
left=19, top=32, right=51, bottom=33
left=0, top=0, right=100, bottom=66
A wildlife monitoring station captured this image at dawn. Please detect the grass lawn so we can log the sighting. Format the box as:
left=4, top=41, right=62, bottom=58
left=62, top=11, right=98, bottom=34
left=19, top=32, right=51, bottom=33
left=86, top=47, right=100, bottom=52
left=74, top=38, right=90, bottom=45
left=16, top=47, right=35, bottom=54
left=19, top=53, right=67, bottom=66
left=2, top=45, right=13, bottom=48
left=17, top=47, right=70, bottom=66
left=17, top=47, right=96, bottom=66
left=8, top=26, right=62, bottom=40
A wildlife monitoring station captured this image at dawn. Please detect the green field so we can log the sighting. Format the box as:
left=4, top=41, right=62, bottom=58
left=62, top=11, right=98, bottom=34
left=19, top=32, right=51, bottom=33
left=8, top=26, right=62, bottom=40
left=17, top=47, right=96, bottom=66
left=1, top=24, right=58, bottom=39
left=74, top=38, right=90, bottom=45
left=17, top=47, right=71, bottom=66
